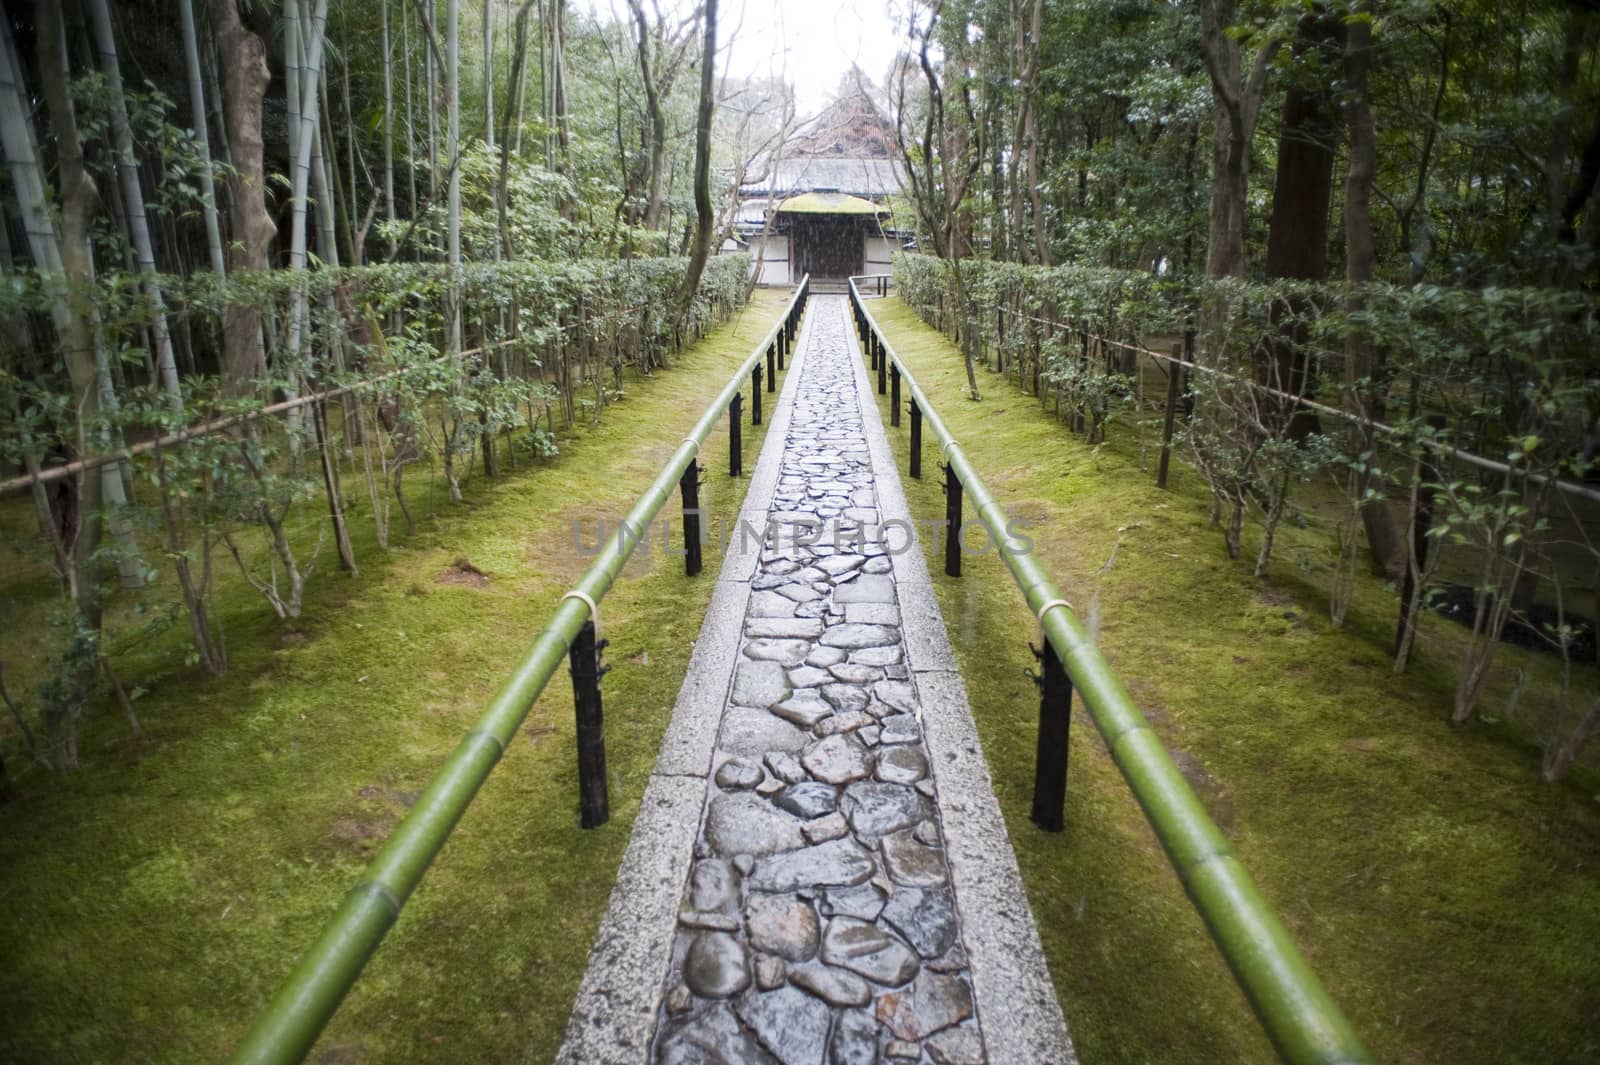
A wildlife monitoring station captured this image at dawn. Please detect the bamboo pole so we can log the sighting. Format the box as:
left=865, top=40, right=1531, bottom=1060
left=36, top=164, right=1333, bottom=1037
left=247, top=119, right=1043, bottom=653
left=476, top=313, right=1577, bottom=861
left=225, top=278, right=808, bottom=1065
left=850, top=279, right=1372, bottom=1065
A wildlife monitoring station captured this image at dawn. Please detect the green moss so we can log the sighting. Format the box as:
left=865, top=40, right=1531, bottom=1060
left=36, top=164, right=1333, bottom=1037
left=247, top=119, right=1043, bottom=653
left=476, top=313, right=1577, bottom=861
left=0, top=290, right=794, bottom=1064
left=862, top=296, right=1600, bottom=1065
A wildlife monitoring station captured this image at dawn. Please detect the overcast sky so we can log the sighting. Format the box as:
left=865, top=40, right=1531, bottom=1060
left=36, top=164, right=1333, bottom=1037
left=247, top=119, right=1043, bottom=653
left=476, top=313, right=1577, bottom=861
left=576, top=0, right=906, bottom=117
left=720, top=0, right=904, bottom=114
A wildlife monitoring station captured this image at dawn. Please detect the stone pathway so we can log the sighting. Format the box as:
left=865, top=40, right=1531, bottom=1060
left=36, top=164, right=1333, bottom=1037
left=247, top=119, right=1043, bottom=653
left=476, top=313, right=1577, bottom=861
left=556, top=296, right=1071, bottom=1065
left=650, top=301, right=986, bottom=1065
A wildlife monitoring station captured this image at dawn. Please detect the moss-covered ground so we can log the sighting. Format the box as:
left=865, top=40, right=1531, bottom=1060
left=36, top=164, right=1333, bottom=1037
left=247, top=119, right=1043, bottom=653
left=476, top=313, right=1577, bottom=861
left=0, top=289, right=790, bottom=1064
left=861, top=295, right=1600, bottom=1065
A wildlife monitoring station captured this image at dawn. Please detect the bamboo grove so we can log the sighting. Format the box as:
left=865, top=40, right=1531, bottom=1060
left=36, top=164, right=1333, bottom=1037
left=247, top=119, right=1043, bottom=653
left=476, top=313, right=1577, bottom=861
left=886, top=0, right=1600, bottom=779
left=0, top=0, right=761, bottom=773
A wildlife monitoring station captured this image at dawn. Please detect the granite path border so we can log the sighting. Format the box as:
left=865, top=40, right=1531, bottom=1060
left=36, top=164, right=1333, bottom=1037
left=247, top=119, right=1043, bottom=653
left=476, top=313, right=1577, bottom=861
left=553, top=303, right=819, bottom=1064
left=841, top=306, right=1076, bottom=1065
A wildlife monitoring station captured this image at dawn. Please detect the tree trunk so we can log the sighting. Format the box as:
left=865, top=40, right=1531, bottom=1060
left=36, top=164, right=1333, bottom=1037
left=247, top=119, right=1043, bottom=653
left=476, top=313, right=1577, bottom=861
left=1261, top=8, right=1339, bottom=437
left=627, top=0, right=668, bottom=232
left=211, top=0, right=275, bottom=393
left=676, top=0, right=717, bottom=321
left=1342, top=5, right=1403, bottom=577
left=1197, top=0, right=1279, bottom=279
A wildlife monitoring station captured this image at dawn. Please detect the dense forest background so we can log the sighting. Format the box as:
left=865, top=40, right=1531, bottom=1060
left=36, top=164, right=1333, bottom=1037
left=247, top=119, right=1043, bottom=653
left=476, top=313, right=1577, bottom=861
left=1, top=0, right=786, bottom=768
left=883, top=0, right=1600, bottom=777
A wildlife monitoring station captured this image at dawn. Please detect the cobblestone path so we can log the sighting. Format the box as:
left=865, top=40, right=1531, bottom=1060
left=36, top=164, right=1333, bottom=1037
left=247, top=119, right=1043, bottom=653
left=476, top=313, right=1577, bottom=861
left=649, top=299, right=989, bottom=1065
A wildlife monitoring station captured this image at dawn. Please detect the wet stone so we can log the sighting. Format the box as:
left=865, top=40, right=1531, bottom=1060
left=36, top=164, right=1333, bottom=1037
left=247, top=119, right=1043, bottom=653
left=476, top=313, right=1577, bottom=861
left=859, top=726, right=882, bottom=746
left=874, top=681, right=918, bottom=714
left=827, top=1008, right=881, bottom=1065
left=733, top=660, right=790, bottom=708
left=881, top=886, right=959, bottom=959
left=834, top=574, right=896, bottom=604
left=927, top=1027, right=986, bottom=1065
left=665, top=984, right=693, bottom=1015
left=845, top=603, right=900, bottom=626
left=820, top=882, right=887, bottom=921
left=748, top=617, right=826, bottom=640
left=874, top=972, right=974, bottom=1041
left=745, top=893, right=819, bottom=961
left=850, top=645, right=903, bottom=667
left=657, top=1002, right=776, bottom=1065
left=913, top=820, right=941, bottom=847
left=816, top=710, right=875, bottom=737
left=802, top=734, right=876, bottom=785
left=885, top=665, right=910, bottom=681
left=841, top=782, right=933, bottom=843
left=771, top=690, right=834, bottom=729
left=749, top=591, right=799, bottom=618
left=680, top=911, right=740, bottom=932
left=879, top=714, right=924, bottom=745
left=805, top=645, right=848, bottom=668
left=757, top=777, right=786, bottom=797
left=720, top=706, right=807, bottom=757
left=748, top=838, right=877, bottom=893
left=734, top=854, right=755, bottom=875
left=755, top=954, right=788, bottom=991
left=881, top=830, right=951, bottom=888
left=773, top=782, right=840, bottom=820
left=819, top=623, right=900, bottom=649
left=789, top=961, right=872, bottom=1007
left=705, top=792, right=805, bottom=856
left=776, top=582, right=824, bottom=604
left=745, top=639, right=814, bottom=666
left=764, top=750, right=808, bottom=785
left=816, top=554, right=865, bottom=577
left=683, top=930, right=750, bottom=998
left=876, top=745, right=928, bottom=785
left=926, top=945, right=968, bottom=973
left=886, top=1041, right=921, bottom=1061
left=788, top=665, right=831, bottom=688
left=736, top=983, right=832, bottom=1065
left=821, top=684, right=871, bottom=712
left=714, top=757, right=764, bottom=790
left=829, top=663, right=883, bottom=684
left=689, top=859, right=739, bottom=913
left=802, top=812, right=850, bottom=844
left=820, top=916, right=920, bottom=986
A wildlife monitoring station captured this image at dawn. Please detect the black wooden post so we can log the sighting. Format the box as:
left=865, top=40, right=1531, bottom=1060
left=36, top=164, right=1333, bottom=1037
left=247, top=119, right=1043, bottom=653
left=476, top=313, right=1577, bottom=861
left=1157, top=344, right=1183, bottom=489
left=752, top=366, right=763, bottom=425
left=730, top=394, right=743, bottom=477
left=679, top=463, right=703, bottom=577
left=777, top=328, right=786, bottom=369
left=943, top=462, right=962, bottom=577
left=1029, top=637, right=1072, bottom=832
left=568, top=619, right=610, bottom=829
left=1396, top=414, right=1446, bottom=656
left=910, top=400, right=922, bottom=479
left=890, top=365, right=901, bottom=427
left=877, top=340, right=887, bottom=395
left=766, top=344, right=776, bottom=391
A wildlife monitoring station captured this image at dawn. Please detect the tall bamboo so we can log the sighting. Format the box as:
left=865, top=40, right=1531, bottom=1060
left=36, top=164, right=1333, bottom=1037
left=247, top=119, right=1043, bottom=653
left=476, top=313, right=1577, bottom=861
left=86, top=0, right=185, bottom=413
left=382, top=0, right=397, bottom=252
left=178, top=0, right=227, bottom=278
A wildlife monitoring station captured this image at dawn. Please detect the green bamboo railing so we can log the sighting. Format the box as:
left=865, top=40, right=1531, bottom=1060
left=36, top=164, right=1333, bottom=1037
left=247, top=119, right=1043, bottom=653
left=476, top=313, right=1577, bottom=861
left=848, top=275, right=1373, bottom=1065
left=226, top=277, right=809, bottom=1065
